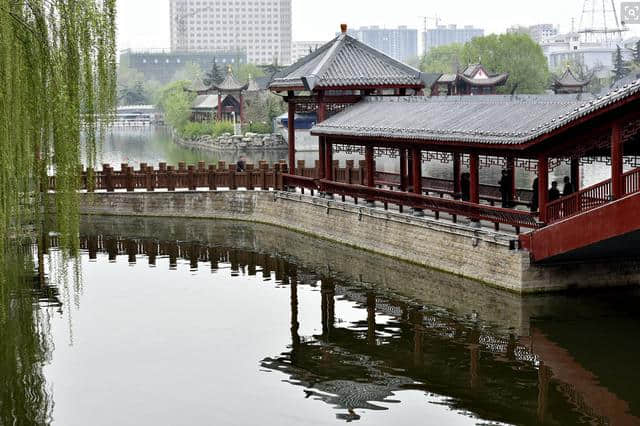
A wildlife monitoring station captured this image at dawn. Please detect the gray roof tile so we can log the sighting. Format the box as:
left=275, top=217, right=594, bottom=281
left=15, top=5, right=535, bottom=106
left=269, top=33, right=423, bottom=91
left=311, top=83, right=640, bottom=145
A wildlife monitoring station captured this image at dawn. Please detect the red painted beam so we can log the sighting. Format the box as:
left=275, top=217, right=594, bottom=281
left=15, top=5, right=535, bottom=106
left=522, top=191, right=640, bottom=262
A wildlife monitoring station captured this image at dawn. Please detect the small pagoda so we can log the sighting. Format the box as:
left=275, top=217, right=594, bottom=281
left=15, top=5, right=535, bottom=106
left=552, top=67, right=590, bottom=94
left=434, top=64, right=509, bottom=96
left=213, top=65, right=249, bottom=122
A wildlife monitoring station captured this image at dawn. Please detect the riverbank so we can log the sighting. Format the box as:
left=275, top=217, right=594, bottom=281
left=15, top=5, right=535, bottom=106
left=175, top=132, right=288, bottom=152
left=72, top=190, right=640, bottom=294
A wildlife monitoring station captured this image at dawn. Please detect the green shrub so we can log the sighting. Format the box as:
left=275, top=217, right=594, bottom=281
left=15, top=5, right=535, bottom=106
left=179, top=120, right=235, bottom=140
left=248, top=122, right=272, bottom=134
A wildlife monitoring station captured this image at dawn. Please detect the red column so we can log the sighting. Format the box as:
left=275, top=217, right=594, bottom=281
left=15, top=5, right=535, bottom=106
left=453, top=153, right=461, bottom=196
left=507, top=156, right=516, bottom=201
left=470, top=154, right=479, bottom=204
left=239, top=93, right=244, bottom=123
left=317, top=91, right=326, bottom=123
left=400, top=149, right=407, bottom=191
left=411, top=147, right=422, bottom=194
left=571, top=158, right=580, bottom=191
left=318, top=137, right=326, bottom=179
left=217, top=93, right=222, bottom=120
left=407, top=150, right=414, bottom=191
left=365, top=146, right=375, bottom=187
left=287, top=99, right=295, bottom=175
left=611, top=121, right=624, bottom=199
left=325, top=140, right=333, bottom=181
left=538, top=155, right=549, bottom=223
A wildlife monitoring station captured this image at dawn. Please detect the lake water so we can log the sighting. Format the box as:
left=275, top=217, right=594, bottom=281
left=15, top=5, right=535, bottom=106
left=5, top=216, right=640, bottom=426
left=97, top=126, right=616, bottom=190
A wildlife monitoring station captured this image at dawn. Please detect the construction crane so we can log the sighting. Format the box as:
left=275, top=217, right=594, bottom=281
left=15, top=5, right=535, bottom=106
left=420, top=15, right=441, bottom=57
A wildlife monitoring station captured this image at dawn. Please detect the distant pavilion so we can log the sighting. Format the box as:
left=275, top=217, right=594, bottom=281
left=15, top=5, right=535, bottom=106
left=213, top=66, right=249, bottom=122
left=434, top=64, right=509, bottom=96
left=552, top=67, right=590, bottom=94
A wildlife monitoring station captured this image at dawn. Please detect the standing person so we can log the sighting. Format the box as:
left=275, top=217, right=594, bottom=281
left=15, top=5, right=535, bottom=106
left=236, top=157, right=246, bottom=172
left=531, top=177, right=539, bottom=212
left=562, top=176, right=575, bottom=196
left=461, top=173, right=471, bottom=202
left=548, top=181, right=561, bottom=202
left=498, top=169, right=512, bottom=208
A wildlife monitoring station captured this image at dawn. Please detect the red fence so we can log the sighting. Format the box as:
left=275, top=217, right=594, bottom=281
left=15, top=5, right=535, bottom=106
left=285, top=176, right=540, bottom=230
left=49, top=161, right=286, bottom=192
left=546, top=167, right=640, bottom=224
left=48, top=160, right=540, bottom=231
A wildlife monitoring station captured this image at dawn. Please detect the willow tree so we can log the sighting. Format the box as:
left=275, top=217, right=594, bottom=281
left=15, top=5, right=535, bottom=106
left=0, top=1, right=116, bottom=422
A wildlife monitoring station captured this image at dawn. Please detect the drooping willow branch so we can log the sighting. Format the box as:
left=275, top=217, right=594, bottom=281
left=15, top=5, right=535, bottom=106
left=0, top=0, right=116, bottom=314
left=0, top=1, right=116, bottom=423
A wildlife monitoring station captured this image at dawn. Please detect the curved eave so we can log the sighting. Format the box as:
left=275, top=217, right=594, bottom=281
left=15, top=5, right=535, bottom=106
left=458, top=74, right=509, bottom=87
left=269, top=82, right=425, bottom=93
left=311, top=88, right=640, bottom=151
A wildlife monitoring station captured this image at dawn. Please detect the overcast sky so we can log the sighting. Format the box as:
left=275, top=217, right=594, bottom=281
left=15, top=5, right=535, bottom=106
left=117, top=0, right=640, bottom=51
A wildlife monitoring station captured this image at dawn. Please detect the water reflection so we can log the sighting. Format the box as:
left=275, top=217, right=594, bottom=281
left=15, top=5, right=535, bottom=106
left=0, top=248, right=56, bottom=426
left=9, top=216, right=640, bottom=425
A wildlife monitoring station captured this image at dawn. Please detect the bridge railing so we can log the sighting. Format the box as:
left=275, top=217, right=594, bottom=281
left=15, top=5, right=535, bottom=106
left=546, top=167, right=640, bottom=224
left=281, top=176, right=540, bottom=230
left=49, top=160, right=540, bottom=231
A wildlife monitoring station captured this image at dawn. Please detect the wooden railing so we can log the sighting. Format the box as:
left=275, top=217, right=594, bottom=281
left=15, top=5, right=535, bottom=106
left=49, top=161, right=287, bottom=192
left=546, top=167, right=640, bottom=224
left=282, top=176, right=540, bottom=230
left=48, top=160, right=540, bottom=231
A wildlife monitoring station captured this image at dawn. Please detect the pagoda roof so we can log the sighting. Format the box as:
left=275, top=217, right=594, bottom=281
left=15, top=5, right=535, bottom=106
left=553, top=68, right=590, bottom=88
left=269, top=27, right=424, bottom=92
left=191, top=94, right=217, bottom=110
left=311, top=79, right=640, bottom=147
left=186, top=78, right=211, bottom=93
left=247, top=75, right=262, bottom=92
left=458, top=73, right=509, bottom=87
left=213, top=67, right=249, bottom=92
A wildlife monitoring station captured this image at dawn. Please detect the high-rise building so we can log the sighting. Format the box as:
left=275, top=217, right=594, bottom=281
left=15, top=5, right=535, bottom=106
left=423, top=25, right=484, bottom=53
left=169, top=0, right=292, bottom=65
left=291, top=41, right=327, bottom=64
left=345, top=26, right=418, bottom=62
left=120, top=49, right=247, bottom=84
left=507, top=24, right=559, bottom=43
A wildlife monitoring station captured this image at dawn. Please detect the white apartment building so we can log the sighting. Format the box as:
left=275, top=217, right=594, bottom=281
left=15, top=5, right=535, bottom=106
left=169, top=0, right=292, bottom=65
left=291, top=41, right=327, bottom=63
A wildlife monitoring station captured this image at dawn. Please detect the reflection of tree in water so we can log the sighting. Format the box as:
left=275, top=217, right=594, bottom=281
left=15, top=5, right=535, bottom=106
left=0, top=247, right=60, bottom=425
left=262, top=343, right=413, bottom=421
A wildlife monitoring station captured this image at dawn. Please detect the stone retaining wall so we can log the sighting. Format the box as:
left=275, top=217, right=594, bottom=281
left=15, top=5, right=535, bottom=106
left=176, top=132, right=287, bottom=152
left=76, top=190, right=640, bottom=293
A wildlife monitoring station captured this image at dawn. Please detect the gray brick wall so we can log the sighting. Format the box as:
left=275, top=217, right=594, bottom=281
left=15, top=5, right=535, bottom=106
left=75, top=191, right=640, bottom=293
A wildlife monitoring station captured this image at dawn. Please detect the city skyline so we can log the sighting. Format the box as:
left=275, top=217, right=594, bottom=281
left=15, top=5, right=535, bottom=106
left=117, top=0, right=640, bottom=52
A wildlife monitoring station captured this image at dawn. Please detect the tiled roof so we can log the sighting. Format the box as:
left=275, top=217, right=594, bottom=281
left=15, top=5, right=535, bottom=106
left=247, top=75, right=262, bottom=92
left=420, top=72, right=442, bottom=88
left=458, top=73, right=509, bottom=87
left=191, top=94, right=217, bottom=110
left=554, top=68, right=590, bottom=87
left=269, top=33, right=423, bottom=91
left=213, top=69, right=249, bottom=92
left=187, top=78, right=210, bottom=93
left=311, top=80, right=640, bottom=145
left=437, top=73, right=457, bottom=83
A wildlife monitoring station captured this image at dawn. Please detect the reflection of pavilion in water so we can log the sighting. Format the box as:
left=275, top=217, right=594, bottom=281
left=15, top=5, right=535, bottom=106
left=70, top=229, right=640, bottom=425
